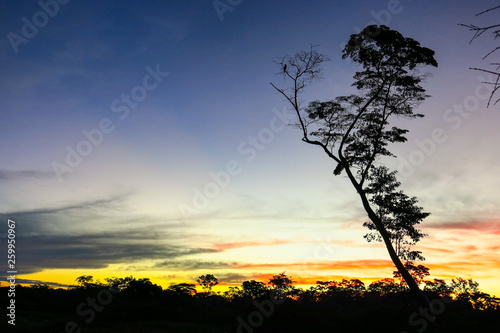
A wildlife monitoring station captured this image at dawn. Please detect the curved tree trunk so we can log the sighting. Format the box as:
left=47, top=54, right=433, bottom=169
left=343, top=165, right=432, bottom=309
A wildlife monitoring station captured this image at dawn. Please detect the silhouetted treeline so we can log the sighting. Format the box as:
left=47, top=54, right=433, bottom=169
left=2, top=273, right=499, bottom=333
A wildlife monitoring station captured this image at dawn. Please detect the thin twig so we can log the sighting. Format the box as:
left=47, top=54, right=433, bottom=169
left=476, top=5, right=500, bottom=16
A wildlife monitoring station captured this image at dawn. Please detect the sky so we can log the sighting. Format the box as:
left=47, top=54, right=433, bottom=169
left=1, top=0, right=499, bottom=296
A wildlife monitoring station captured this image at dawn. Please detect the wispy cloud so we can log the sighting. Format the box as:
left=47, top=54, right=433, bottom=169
left=0, top=195, right=211, bottom=278
left=233, top=259, right=394, bottom=271
left=0, top=231, right=220, bottom=278
left=426, top=219, right=500, bottom=235
left=1, top=278, right=70, bottom=288
left=214, top=239, right=291, bottom=251
left=153, top=259, right=235, bottom=271
left=215, top=272, right=249, bottom=284
left=0, top=169, right=55, bottom=180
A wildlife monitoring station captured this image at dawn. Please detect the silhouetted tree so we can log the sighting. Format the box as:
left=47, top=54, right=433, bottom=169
left=104, top=276, right=162, bottom=297
left=197, top=274, right=219, bottom=293
left=460, top=5, right=500, bottom=106
left=318, top=280, right=339, bottom=295
left=445, top=277, right=500, bottom=310
left=467, top=292, right=500, bottom=311
left=449, top=277, right=482, bottom=306
left=75, top=275, right=93, bottom=287
left=241, top=280, right=269, bottom=299
left=368, top=278, right=404, bottom=296
left=423, top=279, right=453, bottom=297
left=339, top=278, right=366, bottom=297
left=29, top=283, right=53, bottom=290
left=269, top=272, right=295, bottom=298
left=271, top=25, right=437, bottom=310
left=74, top=275, right=104, bottom=289
left=313, top=279, right=366, bottom=299
left=105, top=276, right=136, bottom=291
left=223, top=286, right=243, bottom=299
left=269, top=272, right=293, bottom=289
left=450, top=277, right=479, bottom=295
left=123, top=277, right=162, bottom=297
left=166, top=283, right=197, bottom=296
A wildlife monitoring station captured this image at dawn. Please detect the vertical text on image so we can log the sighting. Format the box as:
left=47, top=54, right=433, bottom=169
left=7, top=219, right=17, bottom=326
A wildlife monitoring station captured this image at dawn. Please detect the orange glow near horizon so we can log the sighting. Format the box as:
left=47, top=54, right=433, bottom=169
left=7, top=215, right=500, bottom=297
left=7, top=214, right=499, bottom=298
left=13, top=255, right=500, bottom=297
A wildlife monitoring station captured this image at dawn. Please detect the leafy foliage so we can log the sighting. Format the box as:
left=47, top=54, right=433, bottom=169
left=393, top=262, right=430, bottom=285
left=313, top=279, right=366, bottom=299
left=197, top=273, right=219, bottom=293
left=303, top=25, right=437, bottom=184
left=367, top=278, right=405, bottom=295
left=424, top=279, right=453, bottom=296
left=363, top=166, right=429, bottom=262
left=166, top=283, right=197, bottom=297
left=241, top=279, right=269, bottom=299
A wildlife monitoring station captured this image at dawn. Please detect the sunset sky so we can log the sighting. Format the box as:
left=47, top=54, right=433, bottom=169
left=1, top=0, right=499, bottom=296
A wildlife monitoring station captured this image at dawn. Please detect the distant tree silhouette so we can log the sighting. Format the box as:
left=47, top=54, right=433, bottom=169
left=460, top=5, right=500, bottom=106
left=123, top=277, right=162, bottom=298
left=271, top=25, right=438, bottom=310
left=197, top=274, right=219, bottom=293
left=448, top=277, right=482, bottom=303
left=269, top=272, right=293, bottom=288
left=103, top=275, right=162, bottom=298
left=29, top=283, right=53, bottom=290
left=368, top=278, right=404, bottom=296
left=339, top=278, right=366, bottom=298
left=166, top=283, right=197, bottom=296
left=105, top=276, right=136, bottom=291
left=75, top=275, right=94, bottom=287
left=14, top=273, right=499, bottom=332
left=314, top=279, right=366, bottom=298
left=241, top=280, right=269, bottom=299
left=74, top=275, right=104, bottom=289
left=423, top=278, right=453, bottom=297
left=446, top=278, right=500, bottom=310
left=268, top=272, right=299, bottom=299
left=222, top=286, right=243, bottom=299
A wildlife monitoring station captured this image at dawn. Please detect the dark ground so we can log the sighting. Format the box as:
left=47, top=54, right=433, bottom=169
left=2, top=286, right=500, bottom=333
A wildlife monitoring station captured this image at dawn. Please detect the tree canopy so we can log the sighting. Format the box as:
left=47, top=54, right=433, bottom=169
left=197, top=274, right=219, bottom=293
